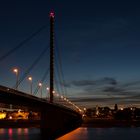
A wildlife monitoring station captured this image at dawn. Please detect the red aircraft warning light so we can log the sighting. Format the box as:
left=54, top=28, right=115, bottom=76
left=50, top=12, right=55, bottom=18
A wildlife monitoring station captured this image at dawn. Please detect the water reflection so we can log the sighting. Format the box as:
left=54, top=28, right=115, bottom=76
left=18, top=128, right=22, bottom=134
left=0, top=128, right=40, bottom=140
left=57, top=127, right=88, bottom=140
left=57, top=127, right=140, bottom=140
left=24, top=128, right=29, bottom=134
left=0, top=127, right=140, bottom=140
left=0, top=128, right=5, bottom=134
left=8, top=128, right=13, bottom=140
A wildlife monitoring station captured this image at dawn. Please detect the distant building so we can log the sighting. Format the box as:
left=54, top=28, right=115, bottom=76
left=96, top=105, right=99, bottom=116
left=114, top=104, right=118, bottom=111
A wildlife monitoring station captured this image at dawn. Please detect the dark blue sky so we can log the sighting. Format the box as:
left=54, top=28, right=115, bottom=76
left=0, top=0, right=140, bottom=108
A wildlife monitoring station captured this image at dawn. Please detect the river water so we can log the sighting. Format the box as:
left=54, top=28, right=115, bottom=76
left=0, top=127, right=140, bottom=140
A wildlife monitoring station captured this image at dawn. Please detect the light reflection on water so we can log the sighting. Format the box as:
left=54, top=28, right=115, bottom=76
left=57, top=127, right=140, bottom=140
left=0, top=128, right=40, bottom=140
left=57, top=127, right=88, bottom=140
left=1, top=127, right=140, bottom=140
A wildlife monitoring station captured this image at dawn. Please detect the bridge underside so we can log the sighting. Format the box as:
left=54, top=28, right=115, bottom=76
left=0, top=85, right=82, bottom=139
left=41, top=103, right=82, bottom=139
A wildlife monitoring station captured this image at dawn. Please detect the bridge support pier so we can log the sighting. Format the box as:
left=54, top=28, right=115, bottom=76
left=40, top=105, right=82, bottom=139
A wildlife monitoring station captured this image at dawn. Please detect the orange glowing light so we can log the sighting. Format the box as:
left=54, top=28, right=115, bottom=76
left=38, top=83, right=42, bottom=87
left=56, top=128, right=87, bottom=140
left=13, top=68, right=18, bottom=73
left=28, top=76, right=32, bottom=81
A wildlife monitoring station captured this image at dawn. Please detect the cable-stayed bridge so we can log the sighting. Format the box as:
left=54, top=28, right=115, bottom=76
left=0, top=12, right=82, bottom=139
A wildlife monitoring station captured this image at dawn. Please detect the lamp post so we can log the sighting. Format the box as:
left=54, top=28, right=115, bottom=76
left=46, top=86, right=49, bottom=99
left=38, top=82, right=42, bottom=98
left=46, top=87, right=49, bottom=91
left=13, top=68, right=19, bottom=90
left=28, top=76, right=32, bottom=94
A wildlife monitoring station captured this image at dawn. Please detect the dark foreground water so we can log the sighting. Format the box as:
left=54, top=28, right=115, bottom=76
left=0, top=127, right=140, bottom=140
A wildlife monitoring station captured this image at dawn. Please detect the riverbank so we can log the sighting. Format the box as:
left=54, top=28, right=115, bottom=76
left=82, top=117, right=140, bottom=127
left=0, top=120, right=40, bottom=128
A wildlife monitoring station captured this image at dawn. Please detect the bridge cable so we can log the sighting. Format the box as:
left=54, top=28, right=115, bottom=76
left=33, top=67, right=49, bottom=96
left=0, top=24, right=48, bottom=62
left=54, top=55, right=63, bottom=96
left=14, top=45, right=49, bottom=88
left=54, top=72, right=61, bottom=101
left=55, top=43, right=67, bottom=97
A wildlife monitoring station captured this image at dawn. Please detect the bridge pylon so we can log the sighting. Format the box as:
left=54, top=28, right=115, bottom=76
left=50, top=12, right=55, bottom=103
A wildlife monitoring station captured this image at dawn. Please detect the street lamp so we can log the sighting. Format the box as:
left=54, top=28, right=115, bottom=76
left=13, top=68, right=19, bottom=90
left=38, top=82, right=42, bottom=98
left=28, top=76, right=32, bottom=94
left=84, top=108, right=87, bottom=113
left=46, top=87, right=49, bottom=91
left=46, top=86, right=50, bottom=99
left=84, top=108, right=87, bottom=111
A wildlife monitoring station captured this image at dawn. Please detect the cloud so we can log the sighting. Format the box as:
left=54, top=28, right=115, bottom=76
left=64, top=79, right=140, bottom=108
left=59, top=82, right=71, bottom=88
left=68, top=94, right=140, bottom=108
left=69, top=97, right=114, bottom=103
left=59, top=79, right=140, bottom=107
left=102, top=80, right=140, bottom=96
left=103, top=86, right=124, bottom=93
left=102, top=77, right=117, bottom=85
left=71, top=80, right=95, bottom=87
left=121, top=80, right=140, bottom=89
left=58, top=77, right=117, bottom=92
left=71, top=77, right=117, bottom=87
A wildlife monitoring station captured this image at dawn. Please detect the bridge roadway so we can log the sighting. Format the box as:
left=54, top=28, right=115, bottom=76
left=0, top=85, right=82, bottom=139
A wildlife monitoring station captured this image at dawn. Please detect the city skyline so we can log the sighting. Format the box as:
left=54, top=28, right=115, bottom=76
left=0, top=0, right=140, bottom=108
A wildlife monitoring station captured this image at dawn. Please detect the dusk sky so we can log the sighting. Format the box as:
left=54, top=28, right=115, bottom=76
left=0, top=0, right=140, bottom=108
